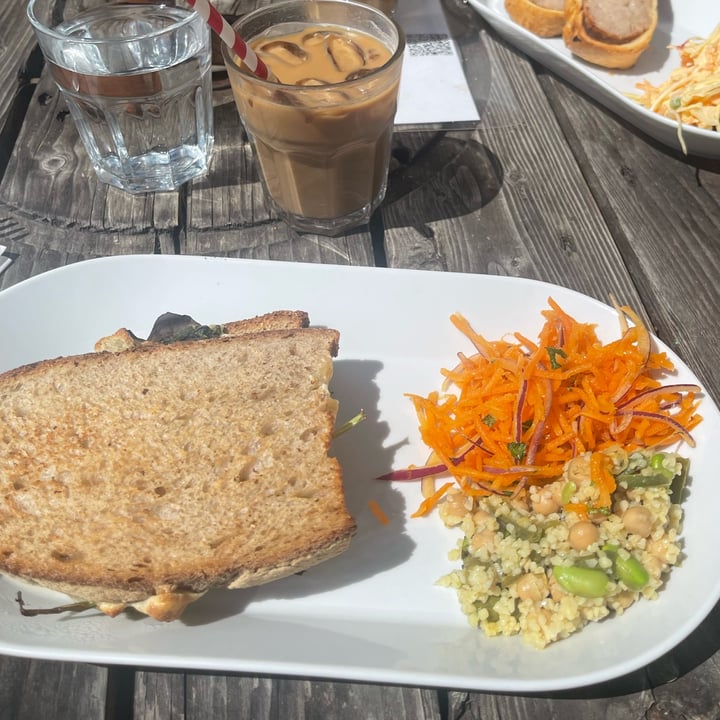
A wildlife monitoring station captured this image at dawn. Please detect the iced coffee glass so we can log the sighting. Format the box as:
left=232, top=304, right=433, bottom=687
left=27, top=0, right=214, bottom=194
left=222, top=0, right=405, bottom=235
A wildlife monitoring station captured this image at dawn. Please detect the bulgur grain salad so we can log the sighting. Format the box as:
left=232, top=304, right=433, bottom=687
left=436, top=446, right=687, bottom=648
left=383, top=299, right=703, bottom=647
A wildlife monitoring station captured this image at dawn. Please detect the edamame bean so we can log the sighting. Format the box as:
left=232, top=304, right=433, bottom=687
left=650, top=452, right=664, bottom=467
left=614, top=554, right=650, bottom=591
left=602, top=544, right=650, bottom=591
left=552, top=565, right=609, bottom=598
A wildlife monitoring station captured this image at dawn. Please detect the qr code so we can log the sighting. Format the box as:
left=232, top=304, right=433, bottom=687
left=407, top=33, right=453, bottom=57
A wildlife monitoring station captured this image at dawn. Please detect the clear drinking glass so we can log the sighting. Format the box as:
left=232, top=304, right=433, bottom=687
left=222, top=0, right=405, bottom=236
left=27, top=0, right=215, bottom=194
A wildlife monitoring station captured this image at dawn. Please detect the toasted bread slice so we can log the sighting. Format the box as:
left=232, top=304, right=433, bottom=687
left=562, top=0, right=657, bottom=69
left=505, top=0, right=565, bottom=38
left=222, top=310, right=309, bottom=337
left=0, top=326, right=355, bottom=621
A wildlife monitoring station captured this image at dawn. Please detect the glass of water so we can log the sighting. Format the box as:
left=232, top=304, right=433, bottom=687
left=27, top=0, right=215, bottom=194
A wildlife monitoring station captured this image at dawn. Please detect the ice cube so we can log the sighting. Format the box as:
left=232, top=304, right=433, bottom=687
left=317, top=88, right=351, bottom=103
left=271, top=89, right=304, bottom=107
left=257, top=40, right=308, bottom=66
left=326, top=34, right=365, bottom=74
left=345, top=68, right=375, bottom=81
left=296, top=77, right=329, bottom=86
left=301, top=31, right=332, bottom=47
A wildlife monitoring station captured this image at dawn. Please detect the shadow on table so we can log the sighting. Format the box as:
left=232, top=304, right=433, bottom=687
left=383, top=132, right=503, bottom=231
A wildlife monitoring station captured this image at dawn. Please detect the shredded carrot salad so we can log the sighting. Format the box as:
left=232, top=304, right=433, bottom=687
left=629, top=24, right=720, bottom=152
left=385, top=298, right=703, bottom=517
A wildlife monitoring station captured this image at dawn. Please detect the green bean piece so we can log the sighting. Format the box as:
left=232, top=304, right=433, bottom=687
left=670, top=457, right=690, bottom=502
left=497, top=512, right=545, bottom=543
left=618, top=451, right=685, bottom=488
left=552, top=565, right=609, bottom=598
left=617, top=472, right=672, bottom=488
left=473, top=596, right=501, bottom=622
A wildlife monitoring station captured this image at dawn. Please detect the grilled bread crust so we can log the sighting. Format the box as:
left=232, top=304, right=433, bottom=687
left=505, top=0, right=565, bottom=38
left=94, top=310, right=311, bottom=353
left=562, top=0, right=658, bottom=69
left=0, top=323, right=355, bottom=621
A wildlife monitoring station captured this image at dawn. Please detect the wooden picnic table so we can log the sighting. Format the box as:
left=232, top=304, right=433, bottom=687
left=0, top=0, right=719, bottom=718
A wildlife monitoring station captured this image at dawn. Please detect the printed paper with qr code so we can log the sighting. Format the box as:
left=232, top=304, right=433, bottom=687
left=395, top=0, right=480, bottom=125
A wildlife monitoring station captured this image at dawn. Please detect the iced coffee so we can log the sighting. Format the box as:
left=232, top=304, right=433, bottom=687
left=223, top=0, right=405, bottom=236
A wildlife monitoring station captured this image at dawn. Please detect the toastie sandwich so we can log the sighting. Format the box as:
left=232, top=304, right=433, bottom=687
left=0, top=311, right=355, bottom=621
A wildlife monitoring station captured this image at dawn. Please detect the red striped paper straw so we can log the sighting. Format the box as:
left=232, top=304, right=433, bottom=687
left=184, top=0, right=274, bottom=80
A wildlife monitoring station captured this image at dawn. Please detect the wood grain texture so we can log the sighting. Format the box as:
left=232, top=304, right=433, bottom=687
left=0, top=656, right=106, bottom=720
left=133, top=673, right=442, bottom=720
left=383, top=28, right=644, bottom=315
left=0, top=212, right=156, bottom=291
left=0, top=2, right=38, bottom=174
left=0, top=70, right=179, bottom=235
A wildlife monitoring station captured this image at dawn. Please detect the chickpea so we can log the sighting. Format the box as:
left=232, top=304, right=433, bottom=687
left=643, top=554, right=665, bottom=580
left=440, top=491, right=470, bottom=525
left=566, top=455, right=591, bottom=486
left=622, top=505, right=653, bottom=538
left=568, top=520, right=600, bottom=550
left=548, top=481, right=565, bottom=507
left=531, top=489, right=560, bottom=516
left=548, top=572, right=568, bottom=601
left=472, top=508, right=492, bottom=526
left=515, top=572, right=549, bottom=602
left=470, top=528, right=495, bottom=553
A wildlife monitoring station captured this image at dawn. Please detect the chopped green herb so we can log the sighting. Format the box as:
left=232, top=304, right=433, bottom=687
left=482, top=414, right=496, bottom=428
left=546, top=346, right=567, bottom=370
left=507, top=441, right=527, bottom=461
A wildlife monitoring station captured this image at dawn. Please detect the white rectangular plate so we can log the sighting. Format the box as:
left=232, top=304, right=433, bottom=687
left=0, top=256, right=718, bottom=691
left=469, top=0, right=720, bottom=158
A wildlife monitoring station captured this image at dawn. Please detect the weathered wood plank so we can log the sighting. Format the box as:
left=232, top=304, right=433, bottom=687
left=0, top=3, right=38, bottom=175
left=0, top=656, right=107, bottom=720
left=179, top=226, right=377, bottom=266
left=0, top=38, right=178, bottom=238
left=382, top=28, right=643, bottom=312
left=133, top=673, right=442, bottom=720
left=0, top=212, right=157, bottom=291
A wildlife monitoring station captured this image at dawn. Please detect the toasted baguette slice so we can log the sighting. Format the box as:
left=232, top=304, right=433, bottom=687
left=0, top=326, right=355, bottom=621
left=505, top=0, right=565, bottom=38
left=94, top=310, right=310, bottom=352
left=562, top=0, right=657, bottom=69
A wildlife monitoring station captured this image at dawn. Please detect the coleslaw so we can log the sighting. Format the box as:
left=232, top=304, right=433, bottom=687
left=629, top=24, right=720, bottom=152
